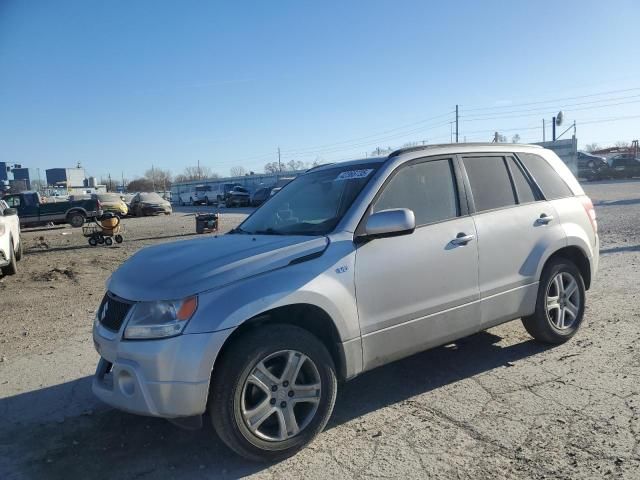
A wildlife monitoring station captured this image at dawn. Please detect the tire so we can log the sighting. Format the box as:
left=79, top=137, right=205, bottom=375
left=97, top=235, right=105, bottom=245
left=210, top=325, right=337, bottom=462
left=114, top=234, right=123, bottom=244
left=88, top=236, right=98, bottom=246
left=68, top=212, right=85, bottom=228
left=1, top=240, right=17, bottom=275
left=104, top=237, right=113, bottom=246
left=522, top=258, right=586, bottom=344
left=15, top=239, right=23, bottom=261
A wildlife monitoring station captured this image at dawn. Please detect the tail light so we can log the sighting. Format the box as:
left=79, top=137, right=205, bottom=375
left=580, top=196, right=597, bottom=233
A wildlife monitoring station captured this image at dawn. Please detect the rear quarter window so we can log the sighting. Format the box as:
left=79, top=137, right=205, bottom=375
left=517, top=152, right=573, bottom=200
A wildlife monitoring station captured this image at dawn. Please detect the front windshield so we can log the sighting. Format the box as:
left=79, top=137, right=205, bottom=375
left=97, top=193, right=121, bottom=202
left=139, top=192, right=165, bottom=202
left=238, top=163, right=380, bottom=236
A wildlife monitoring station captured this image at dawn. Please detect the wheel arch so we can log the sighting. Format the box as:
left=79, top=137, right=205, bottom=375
left=66, top=208, right=87, bottom=218
left=543, top=245, right=592, bottom=290
left=214, top=303, right=348, bottom=381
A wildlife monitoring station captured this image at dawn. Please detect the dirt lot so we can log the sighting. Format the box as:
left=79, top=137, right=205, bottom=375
left=1, top=181, right=639, bottom=479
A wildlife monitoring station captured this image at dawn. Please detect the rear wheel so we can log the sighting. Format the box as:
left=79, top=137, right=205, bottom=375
left=114, top=234, right=123, bottom=244
left=210, top=325, right=337, bottom=462
left=1, top=240, right=17, bottom=275
left=68, top=212, right=85, bottom=228
left=88, top=236, right=98, bottom=246
left=104, top=237, right=113, bottom=246
left=522, top=258, right=586, bottom=344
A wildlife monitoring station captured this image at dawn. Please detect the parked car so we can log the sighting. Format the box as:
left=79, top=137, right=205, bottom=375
left=250, top=187, right=273, bottom=207
left=223, top=186, right=250, bottom=207
left=2, top=191, right=100, bottom=228
left=95, top=193, right=128, bottom=217
left=607, top=154, right=640, bottom=178
left=92, top=144, right=598, bottom=461
left=120, top=193, right=135, bottom=212
left=0, top=199, right=22, bottom=276
left=129, top=192, right=172, bottom=216
left=577, top=151, right=611, bottom=181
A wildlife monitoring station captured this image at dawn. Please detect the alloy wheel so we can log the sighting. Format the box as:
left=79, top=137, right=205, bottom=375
left=546, top=272, right=581, bottom=330
left=240, top=350, right=321, bottom=442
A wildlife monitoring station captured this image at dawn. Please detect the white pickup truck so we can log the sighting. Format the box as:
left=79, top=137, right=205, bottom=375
left=0, top=199, right=23, bottom=276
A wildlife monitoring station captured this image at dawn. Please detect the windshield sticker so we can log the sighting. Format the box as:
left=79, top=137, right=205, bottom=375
left=335, top=169, right=373, bottom=181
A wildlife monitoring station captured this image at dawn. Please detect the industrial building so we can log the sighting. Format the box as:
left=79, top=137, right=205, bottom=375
left=45, top=167, right=86, bottom=189
left=12, top=167, right=40, bottom=190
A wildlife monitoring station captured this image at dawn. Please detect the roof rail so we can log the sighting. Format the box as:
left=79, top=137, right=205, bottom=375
left=305, top=162, right=336, bottom=172
left=388, top=142, right=543, bottom=159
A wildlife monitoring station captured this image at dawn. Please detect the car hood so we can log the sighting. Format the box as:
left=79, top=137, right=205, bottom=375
left=107, top=234, right=329, bottom=301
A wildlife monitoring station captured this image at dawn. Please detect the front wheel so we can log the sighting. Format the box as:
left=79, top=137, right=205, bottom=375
left=522, top=258, right=586, bottom=344
left=210, top=325, right=337, bottom=462
left=1, top=240, right=17, bottom=275
left=68, top=212, right=85, bottom=228
left=15, top=239, right=23, bottom=261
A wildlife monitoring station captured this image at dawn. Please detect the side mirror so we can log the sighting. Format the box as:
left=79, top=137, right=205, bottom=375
left=362, top=208, right=415, bottom=240
left=3, top=208, right=18, bottom=216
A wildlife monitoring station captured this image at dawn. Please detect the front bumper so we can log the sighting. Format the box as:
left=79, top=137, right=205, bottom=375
left=92, top=324, right=232, bottom=418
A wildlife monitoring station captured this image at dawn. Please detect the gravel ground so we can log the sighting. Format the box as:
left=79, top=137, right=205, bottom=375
left=1, top=181, right=639, bottom=479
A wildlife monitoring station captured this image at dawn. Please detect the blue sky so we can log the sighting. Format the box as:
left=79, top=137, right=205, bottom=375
left=1, top=0, right=639, bottom=181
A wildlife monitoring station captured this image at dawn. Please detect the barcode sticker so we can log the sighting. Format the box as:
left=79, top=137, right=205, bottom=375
left=335, top=169, right=373, bottom=181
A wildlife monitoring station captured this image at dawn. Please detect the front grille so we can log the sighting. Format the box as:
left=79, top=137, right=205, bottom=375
left=98, top=293, right=133, bottom=332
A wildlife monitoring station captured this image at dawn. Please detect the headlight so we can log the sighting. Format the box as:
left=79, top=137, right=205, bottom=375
left=124, top=296, right=198, bottom=339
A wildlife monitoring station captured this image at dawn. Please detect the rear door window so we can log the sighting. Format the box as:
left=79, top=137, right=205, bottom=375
left=507, top=157, right=537, bottom=204
left=518, top=153, right=573, bottom=200
left=463, top=156, right=516, bottom=212
left=373, top=158, right=460, bottom=226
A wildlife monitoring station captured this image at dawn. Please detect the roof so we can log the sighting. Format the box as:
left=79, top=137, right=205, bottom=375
left=389, top=142, right=543, bottom=158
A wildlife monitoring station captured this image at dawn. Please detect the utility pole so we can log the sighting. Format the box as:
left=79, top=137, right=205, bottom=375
left=122, top=171, right=125, bottom=192
left=552, top=116, right=557, bottom=142
left=493, top=132, right=499, bottom=143
left=108, top=173, right=112, bottom=192
left=197, top=159, right=201, bottom=180
left=151, top=165, right=156, bottom=191
left=455, top=105, right=459, bottom=143
left=277, top=147, right=282, bottom=172
left=543, top=119, right=546, bottom=142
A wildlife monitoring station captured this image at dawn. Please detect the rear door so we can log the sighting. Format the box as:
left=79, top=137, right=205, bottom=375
left=461, top=153, right=566, bottom=328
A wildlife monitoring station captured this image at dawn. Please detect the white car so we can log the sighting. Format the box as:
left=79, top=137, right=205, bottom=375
left=0, top=199, right=23, bottom=275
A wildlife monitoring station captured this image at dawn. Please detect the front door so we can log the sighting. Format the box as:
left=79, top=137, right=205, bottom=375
left=355, top=156, right=480, bottom=370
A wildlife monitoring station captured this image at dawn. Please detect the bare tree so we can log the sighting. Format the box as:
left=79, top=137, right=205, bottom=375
left=230, top=166, right=246, bottom=177
left=144, top=168, right=172, bottom=191
left=511, top=134, right=521, bottom=143
left=264, top=162, right=283, bottom=174
left=584, top=143, right=600, bottom=153
left=615, top=141, right=630, bottom=148
left=286, top=160, right=307, bottom=171
left=175, top=166, right=219, bottom=182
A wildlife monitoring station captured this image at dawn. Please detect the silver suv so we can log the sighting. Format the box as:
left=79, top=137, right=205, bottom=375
left=92, top=144, right=599, bottom=461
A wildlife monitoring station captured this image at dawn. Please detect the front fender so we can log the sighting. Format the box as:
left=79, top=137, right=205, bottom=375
left=184, top=239, right=360, bottom=343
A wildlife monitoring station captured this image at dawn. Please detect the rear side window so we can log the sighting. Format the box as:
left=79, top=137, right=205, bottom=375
left=373, top=158, right=459, bottom=226
left=507, top=157, right=537, bottom=204
left=518, top=153, right=573, bottom=200
left=463, top=156, right=516, bottom=212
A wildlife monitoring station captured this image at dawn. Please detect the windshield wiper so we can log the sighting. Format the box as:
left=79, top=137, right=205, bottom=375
left=229, top=226, right=250, bottom=234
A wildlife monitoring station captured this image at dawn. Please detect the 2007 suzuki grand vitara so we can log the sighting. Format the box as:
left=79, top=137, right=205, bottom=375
left=92, top=144, right=598, bottom=461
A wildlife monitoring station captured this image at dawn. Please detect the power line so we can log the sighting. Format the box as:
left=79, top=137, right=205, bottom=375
left=462, top=86, right=640, bottom=112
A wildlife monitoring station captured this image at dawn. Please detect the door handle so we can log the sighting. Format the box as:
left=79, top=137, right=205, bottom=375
left=451, top=233, right=475, bottom=246
left=536, top=213, right=554, bottom=225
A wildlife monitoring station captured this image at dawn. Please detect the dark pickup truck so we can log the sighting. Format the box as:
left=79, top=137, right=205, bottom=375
left=2, top=192, right=100, bottom=228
